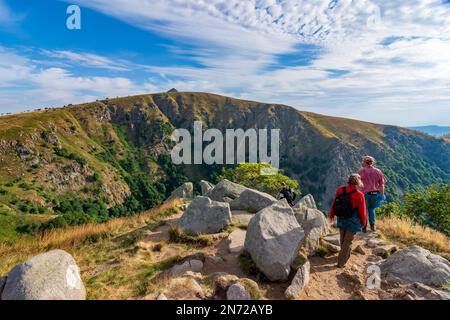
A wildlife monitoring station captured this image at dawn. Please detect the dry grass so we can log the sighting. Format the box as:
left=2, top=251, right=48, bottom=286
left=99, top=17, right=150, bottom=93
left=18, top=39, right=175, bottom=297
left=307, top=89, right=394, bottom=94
left=0, top=199, right=183, bottom=275
left=378, top=216, right=450, bottom=260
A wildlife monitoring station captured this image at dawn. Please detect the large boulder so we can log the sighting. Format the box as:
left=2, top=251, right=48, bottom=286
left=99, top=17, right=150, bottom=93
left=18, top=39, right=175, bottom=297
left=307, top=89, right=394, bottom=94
left=166, top=182, right=194, bottom=202
left=244, top=200, right=305, bottom=281
left=200, top=180, right=215, bottom=195
left=205, top=179, right=248, bottom=202
left=380, top=246, right=450, bottom=287
left=230, top=189, right=277, bottom=213
left=295, top=206, right=328, bottom=256
left=178, top=196, right=232, bottom=235
left=1, top=250, right=86, bottom=300
left=294, top=194, right=317, bottom=209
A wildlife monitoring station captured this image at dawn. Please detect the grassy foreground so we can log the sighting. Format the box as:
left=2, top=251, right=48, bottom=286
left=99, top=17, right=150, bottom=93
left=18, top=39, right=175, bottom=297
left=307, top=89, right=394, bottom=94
left=0, top=199, right=191, bottom=299
left=378, top=216, right=450, bottom=260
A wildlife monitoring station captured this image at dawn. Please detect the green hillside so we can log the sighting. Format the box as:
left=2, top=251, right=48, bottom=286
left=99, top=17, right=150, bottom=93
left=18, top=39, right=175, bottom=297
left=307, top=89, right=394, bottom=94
left=0, top=92, right=449, bottom=243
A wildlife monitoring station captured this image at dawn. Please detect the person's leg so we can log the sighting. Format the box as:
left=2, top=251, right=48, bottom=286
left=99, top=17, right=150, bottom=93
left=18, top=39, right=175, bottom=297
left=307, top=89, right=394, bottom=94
left=363, top=195, right=370, bottom=232
left=338, top=230, right=355, bottom=267
left=368, top=194, right=377, bottom=229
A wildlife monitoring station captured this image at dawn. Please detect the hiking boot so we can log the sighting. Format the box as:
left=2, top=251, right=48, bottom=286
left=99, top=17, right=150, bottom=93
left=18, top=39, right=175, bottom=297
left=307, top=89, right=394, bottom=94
left=370, top=224, right=376, bottom=232
left=362, top=226, right=367, bottom=233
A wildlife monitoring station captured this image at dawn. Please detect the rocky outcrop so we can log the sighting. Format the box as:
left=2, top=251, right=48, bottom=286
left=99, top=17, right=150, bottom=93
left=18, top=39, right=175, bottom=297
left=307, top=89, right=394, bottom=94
left=205, top=179, right=248, bottom=202
left=230, top=189, right=277, bottom=213
left=380, top=246, right=450, bottom=287
left=244, top=200, right=305, bottom=281
left=178, top=196, right=232, bottom=235
left=200, top=180, right=215, bottom=195
left=1, top=250, right=86, bottom=300
left=285, top=261, right=310, bottom=299
left=166, top=182, right=194, bottom=201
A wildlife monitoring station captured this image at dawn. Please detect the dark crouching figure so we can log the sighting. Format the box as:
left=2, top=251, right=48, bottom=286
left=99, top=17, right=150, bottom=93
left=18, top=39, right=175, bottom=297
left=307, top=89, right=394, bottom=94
left=329, top=174, right=367, bottom=268
left=279, top=182, right=296, bottom=207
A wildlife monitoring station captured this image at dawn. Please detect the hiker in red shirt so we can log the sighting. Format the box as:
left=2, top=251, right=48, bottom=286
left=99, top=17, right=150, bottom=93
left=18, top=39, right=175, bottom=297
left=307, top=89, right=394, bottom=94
left=358, top=156, right=387, bottom=232
left=330, top=174, right=367, bottom=268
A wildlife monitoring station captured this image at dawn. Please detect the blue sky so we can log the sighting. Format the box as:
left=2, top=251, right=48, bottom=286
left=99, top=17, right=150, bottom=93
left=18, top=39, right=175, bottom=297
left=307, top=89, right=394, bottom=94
left=1, top=0, right=450, bottom=126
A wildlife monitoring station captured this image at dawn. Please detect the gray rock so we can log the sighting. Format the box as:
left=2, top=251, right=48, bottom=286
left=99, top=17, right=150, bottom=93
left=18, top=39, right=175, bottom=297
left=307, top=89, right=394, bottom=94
left=366, top=239, right=385, bottom=248
left=299, top=208, right=328, bottom=235
left=322, top=240, right=340, bottom=254
left=179, top=196, right=232, bottom=235
left=227, top=229, right=246, bottom=253
left=380, top=246, right=450, bottom=287
left=285, top=261, right=310, bottom=299
left=409, top=282, right=450, bottom=300
left=227, top=284, right=252, bottom=300
left=296, top=208, right=328, bottom=256
left=373, top=245, right=398, bottom=256
left=294, top=194, right=317, bottom=209
left=205, top=179, right=248, bottom=202
left=200, top=180, right=215, bottom=195
left=244, top=200, right=305, bottom=281
left=324, top=233, right=340, bottom=246
left=302, top=227, right=323, bottom=256
left=1, top=250, right=86, bottom=300
left=166, top=182, right=194, bottom=201
left=170, top=259, right=204, bottom=277
left=231, top=212, right=254, bottom=226
left=230, top=189, right=277, bottom=213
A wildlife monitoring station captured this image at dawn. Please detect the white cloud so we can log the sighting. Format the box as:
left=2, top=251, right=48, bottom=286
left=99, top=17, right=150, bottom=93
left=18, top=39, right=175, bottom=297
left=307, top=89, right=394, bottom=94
left=40, top=50, right=131, bottom=71
left=0, top=47, right=146, bottom=113
left=64, top=0, right=450, bottom=125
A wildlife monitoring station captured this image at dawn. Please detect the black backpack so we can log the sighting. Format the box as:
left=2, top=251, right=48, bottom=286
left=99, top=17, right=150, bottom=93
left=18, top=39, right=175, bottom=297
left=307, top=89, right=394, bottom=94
left=289, top=188, right=297, bottom=202
left=333, top=187, right=357, bottom=218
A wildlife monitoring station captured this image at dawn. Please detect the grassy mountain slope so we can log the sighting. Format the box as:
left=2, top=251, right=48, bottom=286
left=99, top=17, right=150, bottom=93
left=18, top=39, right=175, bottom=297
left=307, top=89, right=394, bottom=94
left=0, top=92, right=449, bottom=242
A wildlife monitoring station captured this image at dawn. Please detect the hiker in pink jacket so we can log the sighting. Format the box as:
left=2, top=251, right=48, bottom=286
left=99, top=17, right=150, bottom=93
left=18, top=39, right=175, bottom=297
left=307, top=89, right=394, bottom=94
left=358, top=156, right=387, bottom=232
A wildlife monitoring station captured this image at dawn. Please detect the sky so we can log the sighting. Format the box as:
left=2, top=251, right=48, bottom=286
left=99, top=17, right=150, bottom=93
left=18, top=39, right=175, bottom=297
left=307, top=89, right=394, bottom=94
left=0, top=0, right=450, bottom=126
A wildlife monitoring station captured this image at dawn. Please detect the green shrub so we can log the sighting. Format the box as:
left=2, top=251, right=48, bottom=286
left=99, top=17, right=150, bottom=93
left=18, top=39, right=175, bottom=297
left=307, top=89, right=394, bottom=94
left=18, top=182, right=32, bottom=190
left=219, top=163, right=300, bottom=197
left=380, top=184, right=450, bottom=235
left=54, top=147, right=87, bottom=166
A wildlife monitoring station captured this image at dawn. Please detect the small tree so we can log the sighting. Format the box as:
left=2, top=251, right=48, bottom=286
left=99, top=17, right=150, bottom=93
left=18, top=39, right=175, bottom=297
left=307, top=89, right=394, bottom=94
left=219, top=163, right=300, bottom=198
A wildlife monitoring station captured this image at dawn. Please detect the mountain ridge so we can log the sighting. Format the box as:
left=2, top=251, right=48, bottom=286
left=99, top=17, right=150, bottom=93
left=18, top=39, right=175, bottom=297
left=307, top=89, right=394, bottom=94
left=0, top=91, right=449, bottom=242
